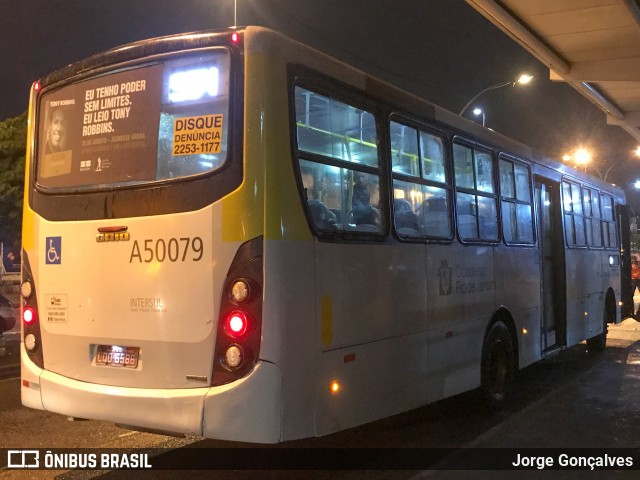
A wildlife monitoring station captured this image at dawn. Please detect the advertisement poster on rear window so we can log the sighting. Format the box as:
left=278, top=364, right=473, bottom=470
left=38, top=64, right=163, bottom=188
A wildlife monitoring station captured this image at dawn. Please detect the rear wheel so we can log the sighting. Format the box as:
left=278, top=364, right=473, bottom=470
left=480, top=321, right=515, bottom=409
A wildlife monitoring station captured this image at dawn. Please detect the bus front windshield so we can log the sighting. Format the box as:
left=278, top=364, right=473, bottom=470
left=36, top=49, right=231, bottom=190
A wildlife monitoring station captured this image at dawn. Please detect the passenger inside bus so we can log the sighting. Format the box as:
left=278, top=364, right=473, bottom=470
left=419, top=196, right=450, bottom=237
left=307, top=198, right=337, bottom=231
left=350, top=171, right=380, bottom=228
left=394, top=198, right=420, bottom=234
left=352, top=172, right=371, bottom=209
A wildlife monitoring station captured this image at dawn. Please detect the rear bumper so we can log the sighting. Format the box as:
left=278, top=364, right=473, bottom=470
left=21, top=343, right=282, bottom=442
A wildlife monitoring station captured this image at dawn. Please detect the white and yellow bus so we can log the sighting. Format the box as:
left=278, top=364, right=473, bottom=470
left=21, top=27, right=629, bottom=443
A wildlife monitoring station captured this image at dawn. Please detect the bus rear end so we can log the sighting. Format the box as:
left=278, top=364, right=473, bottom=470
left=20, top=29, right=280, bottom=442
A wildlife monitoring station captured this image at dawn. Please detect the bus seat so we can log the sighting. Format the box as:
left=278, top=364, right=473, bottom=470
left=394, top=199, right=420, bottom=233
left=418, top=198, right=451, bottom=237
left=457, top=214, right=477, bottom=239
left=350, top=205, right=380, bottom=227
left=307, top=199, right=337, bottom=231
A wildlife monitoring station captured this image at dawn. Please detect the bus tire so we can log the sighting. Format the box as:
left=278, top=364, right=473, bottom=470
left=480, top=321, right=515, bottom=409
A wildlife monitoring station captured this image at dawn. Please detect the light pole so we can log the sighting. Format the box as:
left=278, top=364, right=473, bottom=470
left=473, top=107, right=485, bottom=127
left=233, top=0, right=238, bottom=26
left=459, top=74, right=533, bottom=116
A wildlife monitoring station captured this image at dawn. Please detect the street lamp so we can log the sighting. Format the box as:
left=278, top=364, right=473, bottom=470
left=563, top=147, right=592, bottom=172
left=574, top=148, right=592, bottom=167
left=473, top=107, right=485, bottom=127
left=459, top=73, right=533, bottom=116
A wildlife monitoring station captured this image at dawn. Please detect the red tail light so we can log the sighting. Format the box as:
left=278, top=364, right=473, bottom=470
left=226, top=311, right=249, bottom=337
left=23, top=306, right=37, bottom=324
left=212, top=237, right=263, bottom=386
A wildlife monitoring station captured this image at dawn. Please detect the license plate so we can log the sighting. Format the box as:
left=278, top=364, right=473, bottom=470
left=95, top=345, right=139, bottom=368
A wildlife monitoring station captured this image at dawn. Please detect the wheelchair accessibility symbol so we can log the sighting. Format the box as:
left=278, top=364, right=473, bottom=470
left=46, top=237, right=62, bottom=264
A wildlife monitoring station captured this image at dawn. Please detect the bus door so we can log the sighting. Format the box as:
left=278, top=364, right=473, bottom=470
left=535, top=177, right=567, bottom=352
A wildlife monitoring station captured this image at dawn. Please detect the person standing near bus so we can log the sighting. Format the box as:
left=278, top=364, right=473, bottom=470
left=632, top=257, right=640, bottom=318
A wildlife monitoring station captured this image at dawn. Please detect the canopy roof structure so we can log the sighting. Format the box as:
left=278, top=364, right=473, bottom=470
left=466, top=0, right=640, bottom=143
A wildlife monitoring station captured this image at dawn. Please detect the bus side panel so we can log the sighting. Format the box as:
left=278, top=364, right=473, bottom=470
left=315, top=332, right=429, bottom=437
left=494, top=245, right=542, bottom=368
left=202, top=362, right=282, bottom=443
left=244, top=30, right=320, bottom=441
left=424, top=243, right=496, bottom=403
left=313, top=242, right=428, bottom=436
left=264, top=240, right=317, bottom=441
left=315, top=243, right=427, bottom=348
left=565, top=249, right=618, bottom=346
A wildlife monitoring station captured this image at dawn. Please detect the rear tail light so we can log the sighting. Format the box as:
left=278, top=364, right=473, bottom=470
left=23, top=306, right=37, bottom=324
left=25, top=334, right=37, bottom=352
left=224, top=345, right=244, bottom=369
left=212, top=237, right=263, bottom=385
left=225, top=311, right=249, bottom=337
left=21, top=250, right=44, bottom=367
left=229, top=279, right=252, bottom=303
left=21, top=280, right=33, bottom=299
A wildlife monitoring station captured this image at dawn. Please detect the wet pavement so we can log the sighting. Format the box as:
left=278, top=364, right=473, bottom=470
left=409, top=318, right=640, bottom=478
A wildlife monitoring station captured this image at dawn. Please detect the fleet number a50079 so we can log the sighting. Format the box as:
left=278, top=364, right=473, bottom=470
left=129, top=237, right=204, bottom=263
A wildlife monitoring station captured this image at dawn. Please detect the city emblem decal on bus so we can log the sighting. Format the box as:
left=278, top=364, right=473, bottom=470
left=438, top=260, right=453, bottom=296
left=96, top=226, right=130, bottom=242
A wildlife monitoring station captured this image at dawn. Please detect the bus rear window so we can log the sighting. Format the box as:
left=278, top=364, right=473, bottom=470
left=36, top=49, right=230, bottom=190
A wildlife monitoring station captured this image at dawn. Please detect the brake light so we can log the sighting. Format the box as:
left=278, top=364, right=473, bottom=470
left=21, top=251, right=44, bottom=367
left=23, top=306, right=37, bottom=324
left=212, top=237, right=263, bottom=385
left=231, top=32, right=240, bottom=44
left=226, top=311, right=249, bottom=337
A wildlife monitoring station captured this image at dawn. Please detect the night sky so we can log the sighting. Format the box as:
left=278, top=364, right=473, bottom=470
left=2, top=0, right=638, bottom=199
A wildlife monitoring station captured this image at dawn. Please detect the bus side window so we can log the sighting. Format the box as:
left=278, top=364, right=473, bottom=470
left=601, top=193, right=617, bottom=248
left=562, top=181, right=586, bottom=247
left=589, top=190, right=603, bottom=247
left=294, top=87, right=386, bottom=237
left=392, top=179, right=451, bottom=239
left=298, top=160, right=385, bottom=234
left=499, top=158, right=534, bottom=244
left=454, top=142, right=497, bottom=242
left=390, top=121, right=451, bottom=240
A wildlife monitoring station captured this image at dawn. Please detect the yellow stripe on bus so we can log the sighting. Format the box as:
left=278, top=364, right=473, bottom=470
left=321, top=295, right=333, bottom=347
